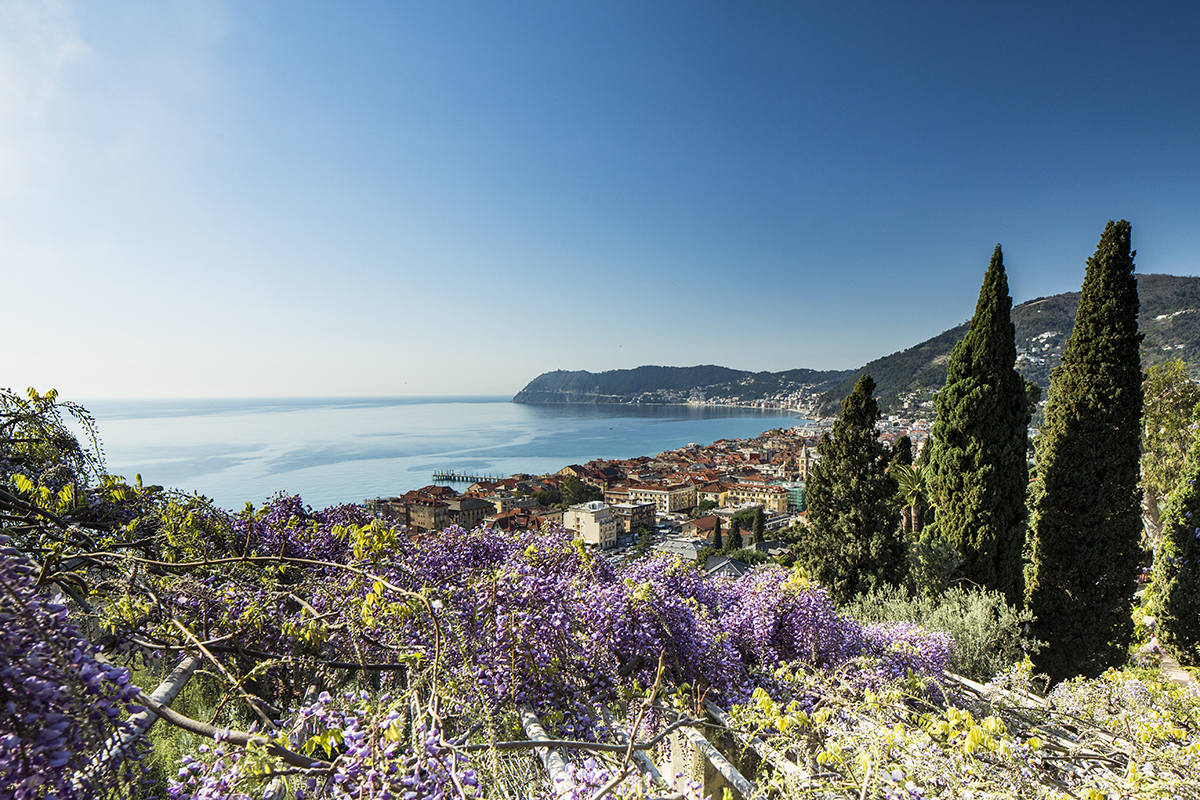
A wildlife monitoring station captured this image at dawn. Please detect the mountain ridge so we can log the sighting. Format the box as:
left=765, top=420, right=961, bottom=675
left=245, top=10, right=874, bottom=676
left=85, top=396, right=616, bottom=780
left=512, top=274, right=1200, bottom=414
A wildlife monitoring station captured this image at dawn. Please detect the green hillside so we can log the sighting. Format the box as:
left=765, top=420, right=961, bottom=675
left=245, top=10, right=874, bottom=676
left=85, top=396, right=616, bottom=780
left=817, top=273, right=1200, bottom=414
left=512, top=364, right=852, bottom=405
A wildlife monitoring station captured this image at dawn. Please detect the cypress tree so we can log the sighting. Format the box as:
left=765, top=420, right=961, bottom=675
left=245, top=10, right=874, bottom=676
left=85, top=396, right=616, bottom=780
left=712, top=518, right=722, bottom=550
left=1026, top=220, right=1143, bottom=684
left=1150, top=435, right=1200, bottom=665
left=805, top=374, right=903, bottom=604
left=927, top=245, right=1031, bottom=605
left=728, top=522, right=743, bottom=551
left=890, top=435, right=913, bottom=469
left=753, top=507, right=765, bottom=544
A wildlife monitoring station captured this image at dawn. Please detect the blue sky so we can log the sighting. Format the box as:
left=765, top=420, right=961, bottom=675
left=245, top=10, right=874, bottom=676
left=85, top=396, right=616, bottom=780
left=3, top=1, right=1198, bottom=397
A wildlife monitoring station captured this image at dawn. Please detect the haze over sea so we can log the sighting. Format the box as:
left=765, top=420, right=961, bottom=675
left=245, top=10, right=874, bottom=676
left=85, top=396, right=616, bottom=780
left=79, top=397, right=802, bottom=510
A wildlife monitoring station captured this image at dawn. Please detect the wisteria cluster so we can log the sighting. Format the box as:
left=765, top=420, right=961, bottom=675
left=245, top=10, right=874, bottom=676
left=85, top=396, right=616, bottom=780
left=0, top=536, right=146, bottom=800
left=721, top=565, right=864, bottom=668
left=391, top=526, right=955, bottom=727
left=858, top=622, right=953, bottom=689
left=120, top=505, right=959, bottom=798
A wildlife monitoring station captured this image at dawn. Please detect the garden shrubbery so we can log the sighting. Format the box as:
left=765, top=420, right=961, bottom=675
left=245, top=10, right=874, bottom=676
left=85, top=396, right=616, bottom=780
left=845, top=583, right=1041, bottom=680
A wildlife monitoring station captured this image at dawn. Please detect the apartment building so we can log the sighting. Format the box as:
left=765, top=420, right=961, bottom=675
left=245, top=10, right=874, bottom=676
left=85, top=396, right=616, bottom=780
left=625, top=482, right=697, bottom=514
left=727, top=483, right=788, bottom=514
left=562, top=500, right=620, bottom=549
left=609, top=501, right=655, bottom=536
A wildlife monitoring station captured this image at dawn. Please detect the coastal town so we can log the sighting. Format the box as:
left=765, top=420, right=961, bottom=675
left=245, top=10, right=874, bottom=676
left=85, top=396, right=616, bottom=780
left=365, top=409, right=933, bottom=564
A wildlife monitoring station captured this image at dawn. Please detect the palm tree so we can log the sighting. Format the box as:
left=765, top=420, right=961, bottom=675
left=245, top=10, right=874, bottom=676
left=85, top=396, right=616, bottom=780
left=891, top=462, right=927, bottom=535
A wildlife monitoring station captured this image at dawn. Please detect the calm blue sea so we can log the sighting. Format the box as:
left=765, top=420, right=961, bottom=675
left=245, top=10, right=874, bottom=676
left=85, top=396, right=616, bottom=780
left=78, top=397, right=804, bottom=510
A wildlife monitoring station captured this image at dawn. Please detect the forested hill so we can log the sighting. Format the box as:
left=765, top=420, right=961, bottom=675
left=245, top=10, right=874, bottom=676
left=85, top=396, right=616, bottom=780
left=512, top=364, right=852, bottom=405
left=815, top=273, right=1200, bottom=414
left=513, top=274, right=1200, bottom=413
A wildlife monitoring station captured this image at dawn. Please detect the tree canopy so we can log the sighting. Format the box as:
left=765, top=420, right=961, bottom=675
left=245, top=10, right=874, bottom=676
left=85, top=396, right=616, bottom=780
left=1141, top=359, right=1200, bottom=542
left=803, top=374, right=903, bottom=604
left=927, top=245, right=1031, bottom=605
left=1026, top=220, right=1144, bottom=684
left=1150, top=432, right=1200, bottom=665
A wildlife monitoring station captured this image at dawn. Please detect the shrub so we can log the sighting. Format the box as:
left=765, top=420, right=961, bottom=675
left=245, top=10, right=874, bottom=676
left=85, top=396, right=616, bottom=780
left=845, top=584, right=1042, bottom=680
left=904, top=520, right=963, bottom=598
left=723, top=547, right=770, bottom=565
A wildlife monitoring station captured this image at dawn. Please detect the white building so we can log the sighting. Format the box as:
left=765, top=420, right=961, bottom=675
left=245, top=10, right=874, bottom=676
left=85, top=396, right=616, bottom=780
left=562, top=501, right=620, bottom=549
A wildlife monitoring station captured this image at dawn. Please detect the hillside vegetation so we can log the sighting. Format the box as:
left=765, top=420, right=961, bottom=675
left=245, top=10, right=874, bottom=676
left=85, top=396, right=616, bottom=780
left=512, top=364, right=851, bottom=404
left=817, top=273, right=1200, bottom=413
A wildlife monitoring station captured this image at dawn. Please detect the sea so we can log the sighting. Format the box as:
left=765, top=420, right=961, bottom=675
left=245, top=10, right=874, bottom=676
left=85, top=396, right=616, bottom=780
left=77, top=397, right=807, bottom=511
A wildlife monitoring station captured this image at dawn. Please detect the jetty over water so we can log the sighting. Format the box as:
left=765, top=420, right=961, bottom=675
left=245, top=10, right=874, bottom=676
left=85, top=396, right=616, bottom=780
left=431, top=470, right=502, bottom=483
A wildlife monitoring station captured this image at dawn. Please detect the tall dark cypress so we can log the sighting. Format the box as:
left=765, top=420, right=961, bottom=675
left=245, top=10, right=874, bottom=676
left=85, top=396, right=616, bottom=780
left=805, top=374, right=903, bottom=604
left=1026, top=220, right=1143, bottom=684
left=728, top=521, right=743, bottom=551
left=927, top=245, right=1031, bottom=605
left=890, top=435, right=914, bottom=469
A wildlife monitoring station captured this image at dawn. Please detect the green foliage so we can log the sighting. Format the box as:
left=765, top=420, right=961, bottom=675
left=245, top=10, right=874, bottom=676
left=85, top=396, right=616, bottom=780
left=533, top=487, right=561, bottom=506
left=131, top=661, right=255, bottom=798
left=927, top=245, right=1031, bottom=605
left=694, top=498, right=718, bottom=515
left=335, top=518, right=404, bottom=564
left=726, top=520, right=744, bottom=551
left=0, top=386, right=105, bottom=487
left=632, top=525, right=654, bottom=556
left=845, top=584, right=1041, bottom=680
left=1027, top=220, right=1144, bottom=684
left=712, top=517, right=722, bottom=550
left=149, top=492, right=236, bottom=563
left=1149, top=433, right=1200, bottom=665
left=732, top=663, right=1200, bottom=798
left=724, top=547, right=770, bottom=565
left=889, top=435, right=913, bottom=468
left=891, top=462, right=928, bottom=536
left=560, top=475, right=602, bottom=506
left=904, top=520, right=963, bottom=599
left=1141, top=359, right=1200, bottom=507
left=803, top=374, right=904, bottom=604
left=774, top=521, right=807, bottom=545
left=1024, top=379, right=1042, bottom=416
left=728, top=507, right=755, bottom=530
left=726, top=506, right=766, bottom=547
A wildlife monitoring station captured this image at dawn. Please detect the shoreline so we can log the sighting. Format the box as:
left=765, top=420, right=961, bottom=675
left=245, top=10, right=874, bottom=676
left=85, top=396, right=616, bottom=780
left=512, top=399, right=812, bottom=416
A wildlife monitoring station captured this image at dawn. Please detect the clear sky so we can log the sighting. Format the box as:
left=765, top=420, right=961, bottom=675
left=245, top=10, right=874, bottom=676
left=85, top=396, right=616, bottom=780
left=3, top=1, right=1198, bottom=398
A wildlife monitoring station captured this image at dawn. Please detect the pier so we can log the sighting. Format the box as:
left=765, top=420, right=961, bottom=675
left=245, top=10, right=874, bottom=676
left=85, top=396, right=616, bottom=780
left=432, top=470, right=502, bottom=483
